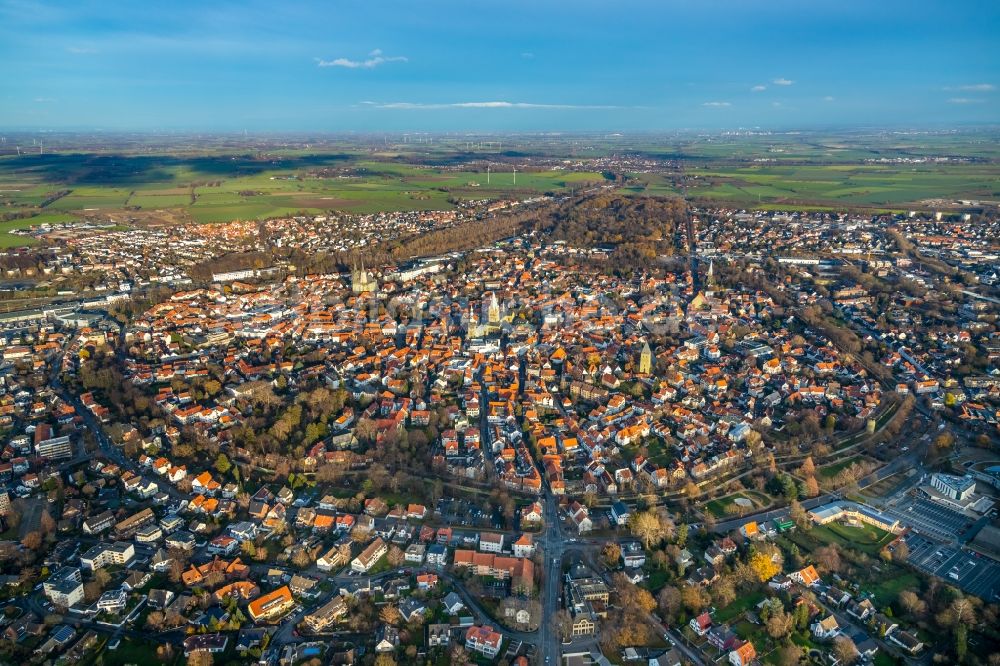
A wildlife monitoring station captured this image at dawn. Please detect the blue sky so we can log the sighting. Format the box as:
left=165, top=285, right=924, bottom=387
left=1, top=0, right=998, bottom=131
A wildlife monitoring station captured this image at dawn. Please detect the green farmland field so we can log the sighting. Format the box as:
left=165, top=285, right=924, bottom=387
left=1, top=132, right=998, bottom=246
left=0, top=151, right=606, bottom=244
left=684, top=163, right=1000, bottom=209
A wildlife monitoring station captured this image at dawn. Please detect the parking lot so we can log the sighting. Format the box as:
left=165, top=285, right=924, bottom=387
left=888, top=496, right=974, bottom=543
left=435, top=497, right=505, bottom=529
left=905, top=533, right=1000, bottom=602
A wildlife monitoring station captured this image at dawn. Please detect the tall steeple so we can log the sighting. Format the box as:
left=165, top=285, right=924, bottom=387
left=352, top=257, right=376, bottom=293
left=638, top=340, right=652, bottom=375
left=487, top=291, right=501, bottom=324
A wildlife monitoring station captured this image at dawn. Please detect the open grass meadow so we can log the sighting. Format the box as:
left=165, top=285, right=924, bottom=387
left=0, top=151, right=605, bottom=244
left=683, top=163, right=1000, bottom=209
left=781, top=520, right=895, bottom=556
left=1, top=130, right=998, bottom=246
left=0, top=218, right=42, bottom=247
left=704, top=490, right=772, bottom=518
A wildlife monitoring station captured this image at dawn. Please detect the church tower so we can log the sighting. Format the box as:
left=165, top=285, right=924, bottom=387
left=467, top=301, right=480, bottom=337
left=487, top=291, right=501, bottom=325
left=638, top=340, right=652, bottom=375
left=352, top=260, right=376, bottom=294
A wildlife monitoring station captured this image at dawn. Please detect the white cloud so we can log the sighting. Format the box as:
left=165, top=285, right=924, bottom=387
left=33, top=97, right=55, bottom=103
left=702, top=101, right=731, bottom=107
left=316, top=48, right=407, bottom=69
left=823, top=96, right=835, bottom=102
left=750, top=85, right=767, bottom=92
left=772, top=77, right=794, bottom=86
left=945, top=83, right=994, bottom=92
left=362, top=100, right=621, bottom=110
left=947, top=97, right=983, bottom=104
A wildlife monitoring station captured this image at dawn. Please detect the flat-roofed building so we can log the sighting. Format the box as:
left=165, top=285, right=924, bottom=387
left=931, top=473, right=976, bottom=502
left=135, top=524, right=163, bottom=544
left=80, top=542, right=135, bottom=571
left=34, top=424, right=72, bottom=460
left=96, top=587, right=127, bottom=614
left=43, top=567, right=83, bottom=608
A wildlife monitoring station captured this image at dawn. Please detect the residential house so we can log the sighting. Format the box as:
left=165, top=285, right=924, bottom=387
left=442, top=591, right=465, bottom=615
left=708, top=625, right=739, bottom=652
left=790, top=565, right=821, bottom=586
left=728, top=641, right=757, bottom=666
left=812, top=615, right=841, bottom=640
left=889, top=630, right=923, bottom=655
left=302, top=596, right=348, bottom=633
left=375, top=625, right=399, bottom=653
left=846, top=598, right=875, bottom=622
left=317, top=544, right=350, bottom=572
left=405, top=543, right=426, bottom=564
left=465, top=625, right=503, bottom=658
left=690, top=612, right=712, bottom=637
left=351, top=537, right=387, bottom=573
left=512, top=534, right=535, bottom=558
left=427, top=544, right=448, bottom=566
left=427, top=623, right=451, bottom=647
left=569, top=502, right=593, bottom=534
left=479, top=532, right=504, bottom=553
left=611, top=501, right=631, bottom=526
left=247, top=585, right=294, bottom=623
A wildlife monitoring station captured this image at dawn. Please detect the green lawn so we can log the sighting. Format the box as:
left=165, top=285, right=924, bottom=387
left=783, top=520, right=894, bottom=556
left=874, top=650, right=902, bottom=666
left=789, top=631, right=822, bottom=651
left=715, top=590, right=765, bottom=623
left=704, top=491, right=770, bottom=519
left=642, top=566, right=670, bottom=592
left=642, top=437, right=675, bottom=468
left=89, top=638, right=181, bottom=666
left=733, top=619, right=770, bottom=652
left=0, top=219, right=39, bottom=247
left=869, top=572, right=920, bottom=606
left=817, top=455, right=863, bottom=480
